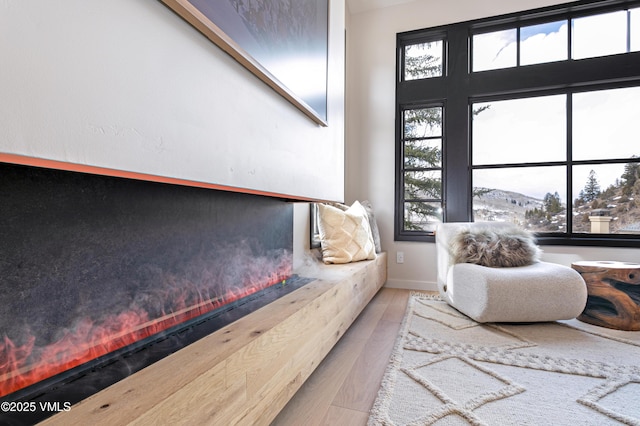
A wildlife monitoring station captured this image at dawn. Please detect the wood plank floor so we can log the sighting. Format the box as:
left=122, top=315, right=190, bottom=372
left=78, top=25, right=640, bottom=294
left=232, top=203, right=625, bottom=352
left=271, top=287, right=413, bottom=426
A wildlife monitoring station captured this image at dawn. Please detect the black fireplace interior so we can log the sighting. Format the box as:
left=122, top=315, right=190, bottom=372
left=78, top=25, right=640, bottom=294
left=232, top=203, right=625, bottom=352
left=0, top=162, right=305, bottom=424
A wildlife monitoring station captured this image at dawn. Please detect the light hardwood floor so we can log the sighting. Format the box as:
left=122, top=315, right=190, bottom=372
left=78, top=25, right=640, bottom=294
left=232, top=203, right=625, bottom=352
left=271, top=287, right=412, bottom=426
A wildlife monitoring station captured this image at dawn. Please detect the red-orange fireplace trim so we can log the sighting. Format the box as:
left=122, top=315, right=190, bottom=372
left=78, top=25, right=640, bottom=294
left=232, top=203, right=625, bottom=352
left=0, top=153, right=325, bottom=202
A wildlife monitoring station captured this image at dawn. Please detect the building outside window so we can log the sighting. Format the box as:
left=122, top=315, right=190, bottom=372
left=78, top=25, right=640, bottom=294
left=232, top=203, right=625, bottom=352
left=395, top=0, right=640, bottom=246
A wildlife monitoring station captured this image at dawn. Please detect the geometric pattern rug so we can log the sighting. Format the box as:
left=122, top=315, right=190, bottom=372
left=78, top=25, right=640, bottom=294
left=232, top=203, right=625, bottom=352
left=368, top=292, right=640, bottom=425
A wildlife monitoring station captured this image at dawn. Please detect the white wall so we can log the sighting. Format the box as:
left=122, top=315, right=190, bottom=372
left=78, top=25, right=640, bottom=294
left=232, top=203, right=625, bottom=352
left=346, top=0, right=640, bottom=290
left=0, top=0, right=345, bottom=203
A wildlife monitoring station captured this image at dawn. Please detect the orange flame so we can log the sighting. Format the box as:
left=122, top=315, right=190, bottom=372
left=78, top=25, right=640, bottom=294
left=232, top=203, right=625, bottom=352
left=0, top=261, right=291, bottom=398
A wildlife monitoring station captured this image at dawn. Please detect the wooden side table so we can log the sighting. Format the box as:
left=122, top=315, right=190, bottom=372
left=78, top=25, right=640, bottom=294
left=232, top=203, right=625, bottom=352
left=571, top=261, right=640, bottom=331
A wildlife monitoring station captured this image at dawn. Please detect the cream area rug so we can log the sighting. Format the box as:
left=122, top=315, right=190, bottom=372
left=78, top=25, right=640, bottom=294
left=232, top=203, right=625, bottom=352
left=369, top=292, right=640, bottom=426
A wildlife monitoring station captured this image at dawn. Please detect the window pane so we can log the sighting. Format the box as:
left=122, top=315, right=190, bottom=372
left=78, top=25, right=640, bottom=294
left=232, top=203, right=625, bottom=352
left=573, top=163, right=640, bottom=234
left=473, top=166, right=567, bottom=232
left=572, top=11, right=627, bottom=59
left=404, top=201, right=442, bottom=233
left=404, top=139, right=441, bottom=168
left=403, top=107, right=442, bottom=138
left=404, top=171, right=441, bottom=199
left=632, top=8, right=640, bottom=52
left=520, top=20, right=568, bottom=65
left=473, top=29, right=517, bottom=71
left=404, top=41, right=443, bottom=80
left=472, top=95, right=566, bottom=165
left=573, top=86, right=640, bottom=161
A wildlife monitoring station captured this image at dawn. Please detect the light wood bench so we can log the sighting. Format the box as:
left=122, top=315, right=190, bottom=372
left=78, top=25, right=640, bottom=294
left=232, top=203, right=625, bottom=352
left=41, top=253, right=387, bottom=425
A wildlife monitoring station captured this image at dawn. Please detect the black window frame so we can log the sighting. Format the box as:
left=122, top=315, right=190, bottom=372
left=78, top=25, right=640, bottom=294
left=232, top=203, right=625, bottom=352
left=395, top=0, right=640, bottom=247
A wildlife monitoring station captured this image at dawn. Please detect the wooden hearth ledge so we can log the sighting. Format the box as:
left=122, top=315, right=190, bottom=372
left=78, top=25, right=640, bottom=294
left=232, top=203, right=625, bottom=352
left=41, top=253, right=387, bottom=425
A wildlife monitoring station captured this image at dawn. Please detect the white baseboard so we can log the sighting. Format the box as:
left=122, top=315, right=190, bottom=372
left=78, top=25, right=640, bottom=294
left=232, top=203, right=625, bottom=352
left=384, top=279, right=437, bottom=292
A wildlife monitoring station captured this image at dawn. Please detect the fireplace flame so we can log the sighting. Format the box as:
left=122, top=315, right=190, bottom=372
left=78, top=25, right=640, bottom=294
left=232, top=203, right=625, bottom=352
left=0, top=257, right=291, bottom=398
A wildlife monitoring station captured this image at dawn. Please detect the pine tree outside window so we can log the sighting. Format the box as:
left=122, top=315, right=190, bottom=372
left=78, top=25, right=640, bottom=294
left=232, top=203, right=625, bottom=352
left=400, top=106, right=443, bottom=233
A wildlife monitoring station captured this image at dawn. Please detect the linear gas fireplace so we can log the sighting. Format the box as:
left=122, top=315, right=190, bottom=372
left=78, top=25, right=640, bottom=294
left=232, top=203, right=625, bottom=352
left=0, top=162, right=302, bottom=424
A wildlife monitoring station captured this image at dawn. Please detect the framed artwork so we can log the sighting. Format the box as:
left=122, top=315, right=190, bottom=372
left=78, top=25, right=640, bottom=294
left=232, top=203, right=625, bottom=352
left=161, top=0, right=329, bottom=126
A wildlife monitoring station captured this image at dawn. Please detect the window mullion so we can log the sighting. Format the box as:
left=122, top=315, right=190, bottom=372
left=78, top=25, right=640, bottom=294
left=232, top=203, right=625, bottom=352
left=516, top=27, right=521, bottom=67
left=567, top=92, right=574, bottom=237
left=627, top=8, right=632, bottom=52
left=445, top=25, right=472, bottom=222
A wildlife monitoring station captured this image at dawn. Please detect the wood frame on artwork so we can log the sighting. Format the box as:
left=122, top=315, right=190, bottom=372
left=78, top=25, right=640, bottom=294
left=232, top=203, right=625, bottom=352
left=160, top=0, right=329, bottom=126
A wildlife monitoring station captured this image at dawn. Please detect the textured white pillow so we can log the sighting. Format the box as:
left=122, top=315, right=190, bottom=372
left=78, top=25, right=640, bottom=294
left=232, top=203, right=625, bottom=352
left=317, top=201, right=376, bottom=264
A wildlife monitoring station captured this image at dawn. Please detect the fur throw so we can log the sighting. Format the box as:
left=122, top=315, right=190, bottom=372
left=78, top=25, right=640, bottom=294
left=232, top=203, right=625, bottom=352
left=450, top=226, right=541, bottom=267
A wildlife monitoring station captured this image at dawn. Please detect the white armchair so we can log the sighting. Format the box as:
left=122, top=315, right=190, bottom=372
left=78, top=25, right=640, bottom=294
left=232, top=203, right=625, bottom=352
left=436, top=222, right=587, bottom=323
